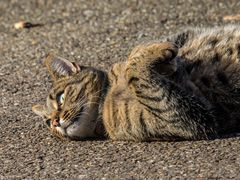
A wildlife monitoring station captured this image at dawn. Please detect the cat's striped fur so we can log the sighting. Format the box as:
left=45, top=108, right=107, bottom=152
left=33, top=25, right=240, bottom=141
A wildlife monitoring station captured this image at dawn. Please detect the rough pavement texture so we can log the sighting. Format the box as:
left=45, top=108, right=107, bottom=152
left=1, top=0, right=240, bottom=179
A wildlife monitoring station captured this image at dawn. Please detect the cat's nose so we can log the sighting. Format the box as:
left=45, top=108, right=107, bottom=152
left=52, top=118, right=60, bottom=127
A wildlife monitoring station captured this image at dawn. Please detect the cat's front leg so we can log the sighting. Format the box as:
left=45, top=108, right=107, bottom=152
left=125, top=42, right=178, bottom=80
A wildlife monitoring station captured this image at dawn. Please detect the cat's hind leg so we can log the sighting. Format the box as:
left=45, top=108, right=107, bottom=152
left=126, top=42, right=178, bottom=79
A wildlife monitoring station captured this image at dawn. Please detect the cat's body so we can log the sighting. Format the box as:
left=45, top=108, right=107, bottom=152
left=33, top=25, right=240, bottom=141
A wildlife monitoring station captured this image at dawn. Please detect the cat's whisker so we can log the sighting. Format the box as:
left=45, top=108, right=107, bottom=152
left=75, top=97, right=87, bottom=106
left=63, top=105, right=87, bottom=123
left=62, top=111, right=73, bottom=122
left=90, top=88, right=105, bottom=97
left=83, top=101, right=99, bottom=106
left=74, top=112, right=90, bottom=119
left=64, top=110, right=90, bottom=123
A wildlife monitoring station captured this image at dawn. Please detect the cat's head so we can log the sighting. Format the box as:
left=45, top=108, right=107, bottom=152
left=32, top=54, right=108, bottom=140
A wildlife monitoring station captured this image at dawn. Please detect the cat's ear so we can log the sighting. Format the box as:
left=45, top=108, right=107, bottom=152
left=44, top=53, right=81, bottom=81
left=32, top=104, right=47, bottom=118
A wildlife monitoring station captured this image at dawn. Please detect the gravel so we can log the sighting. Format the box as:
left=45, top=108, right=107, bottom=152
left=1, top=0, right=240, bottom=179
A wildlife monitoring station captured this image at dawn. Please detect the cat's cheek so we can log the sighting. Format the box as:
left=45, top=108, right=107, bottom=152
left=65, top=122, right=95, bottom=139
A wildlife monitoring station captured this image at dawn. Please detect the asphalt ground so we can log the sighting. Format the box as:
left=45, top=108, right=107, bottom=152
left=0, top=0, right=240, bottom=179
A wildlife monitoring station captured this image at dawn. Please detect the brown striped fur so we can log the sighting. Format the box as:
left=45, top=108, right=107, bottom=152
left=33, top=25, right=240, bottom=141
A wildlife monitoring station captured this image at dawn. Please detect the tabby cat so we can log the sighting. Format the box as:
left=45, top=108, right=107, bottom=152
left=32, top=25, right=240, bottom=141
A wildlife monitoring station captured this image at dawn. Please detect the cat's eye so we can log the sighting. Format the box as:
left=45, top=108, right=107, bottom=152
left=58, top=92, right=65, bottom=105
left=46, top=119, right=51, bottom=127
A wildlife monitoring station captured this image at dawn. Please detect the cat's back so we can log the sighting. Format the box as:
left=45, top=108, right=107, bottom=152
left=175, top=25, right=240, bottom=105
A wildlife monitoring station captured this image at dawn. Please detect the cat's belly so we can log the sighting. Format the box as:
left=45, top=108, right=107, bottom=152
left=176, top=47, right=240, bottom=104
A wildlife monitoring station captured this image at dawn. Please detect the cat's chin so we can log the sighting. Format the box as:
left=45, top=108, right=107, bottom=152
left=58, top=119, right=95, bottom=140
left=53, top=122, right=97, bottom=140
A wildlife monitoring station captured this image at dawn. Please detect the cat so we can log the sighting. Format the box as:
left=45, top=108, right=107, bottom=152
left=32, top=25, right=240, bottom=141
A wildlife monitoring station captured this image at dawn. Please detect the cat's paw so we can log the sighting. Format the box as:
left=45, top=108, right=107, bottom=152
left=127, top=42, right=178, bottom=76
left=108, top=62, right=127, bottom=85
left=128, top=42, right=178, bottom=62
